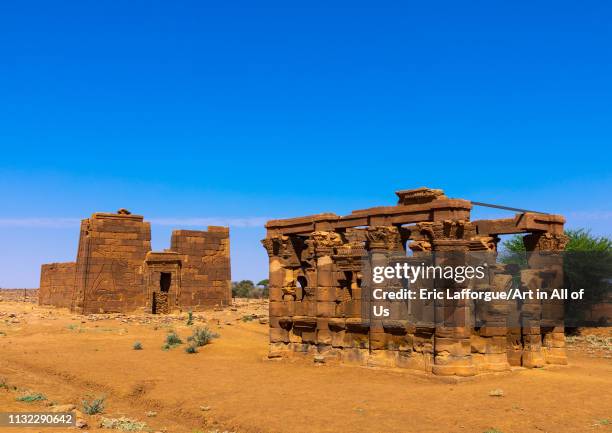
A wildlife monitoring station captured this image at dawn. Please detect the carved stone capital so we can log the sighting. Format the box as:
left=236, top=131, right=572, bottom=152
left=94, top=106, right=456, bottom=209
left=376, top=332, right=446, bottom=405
left=311, top=231, right=343, bottom=255
left=261, top=236, right=287, bottom=257
left=470, top=235, right=499, bottom=252
left=524, top=233, right=569, bottom=252
left=408, top=240, right=432, bottom=252
left=416, top=220, right=477, bottom=243
left=366, top=226, right=401, bottom=250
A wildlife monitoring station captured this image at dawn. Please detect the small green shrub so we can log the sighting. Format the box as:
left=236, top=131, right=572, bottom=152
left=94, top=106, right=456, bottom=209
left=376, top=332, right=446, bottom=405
left=186, top=311, right=194, bottom=326
left=483, top=429, right=503, bottom=433
left=185, top=344, right=198, bottom=354
left=241, top=314, right=256, bottom=322
left=132, top=341, right=143, bottom=350
left=16, top=392, right=46, bottom=402
left=82, top=395, right=105, bottom=415
left=0, top=377, right=8, bottom=389
left=187, top=327, right=219, bottom=347
left=165, top=331, right=183, bottom=346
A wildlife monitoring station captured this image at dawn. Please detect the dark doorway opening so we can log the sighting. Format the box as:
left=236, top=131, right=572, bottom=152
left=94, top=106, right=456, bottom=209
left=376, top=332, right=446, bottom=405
left=153, top=272, right=172, bottom=314
left=160, top=272, right=171, bottom=292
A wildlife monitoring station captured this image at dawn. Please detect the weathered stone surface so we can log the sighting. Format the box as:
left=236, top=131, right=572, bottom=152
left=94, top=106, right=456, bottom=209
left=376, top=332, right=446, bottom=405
left=40, top=210, right=231, bottom=314
left=261, top=187, right=568, bottom=376
left=39, top=262, right=76, bottom=308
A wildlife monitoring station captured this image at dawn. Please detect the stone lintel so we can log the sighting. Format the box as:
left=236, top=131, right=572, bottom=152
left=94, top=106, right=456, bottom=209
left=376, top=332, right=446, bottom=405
left=145, top=251, right=182, bottom=264
left=474, top=213, right=565, bottom=236
left=265, top=196, right=472, bottom=237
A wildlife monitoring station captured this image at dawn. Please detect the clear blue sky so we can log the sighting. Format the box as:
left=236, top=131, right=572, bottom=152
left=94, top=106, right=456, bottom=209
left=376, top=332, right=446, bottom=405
left=1, top=1, right=610, bottom=287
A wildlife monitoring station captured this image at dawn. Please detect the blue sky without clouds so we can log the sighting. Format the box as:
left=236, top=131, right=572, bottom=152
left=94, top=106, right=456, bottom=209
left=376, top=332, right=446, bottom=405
left=0, top=1, right=611, bottom=287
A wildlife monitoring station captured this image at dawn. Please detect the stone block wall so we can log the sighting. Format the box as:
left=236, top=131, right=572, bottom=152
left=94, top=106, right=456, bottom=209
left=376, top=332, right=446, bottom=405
left=39, top=262, right=76, bottom=308
left=39, top=211, right=232, bottom=314
left=72, top=212, right=151, bottom=314
left=171, top=226, right=231, bottom=308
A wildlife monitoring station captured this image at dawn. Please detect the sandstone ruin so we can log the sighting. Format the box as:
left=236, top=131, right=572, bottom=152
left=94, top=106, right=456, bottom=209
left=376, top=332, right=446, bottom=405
left=40, top=210, right=231, bottom=314
left=262, top=187, right=568, bottom=376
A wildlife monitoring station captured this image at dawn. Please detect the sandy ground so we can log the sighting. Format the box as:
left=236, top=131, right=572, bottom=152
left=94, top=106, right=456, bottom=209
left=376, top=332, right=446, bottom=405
left=0, top=300, right=610, bottom=433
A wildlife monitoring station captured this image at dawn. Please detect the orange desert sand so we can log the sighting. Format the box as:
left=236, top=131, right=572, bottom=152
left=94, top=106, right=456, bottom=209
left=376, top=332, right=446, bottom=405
left=0, top=298, right=610, bottom=433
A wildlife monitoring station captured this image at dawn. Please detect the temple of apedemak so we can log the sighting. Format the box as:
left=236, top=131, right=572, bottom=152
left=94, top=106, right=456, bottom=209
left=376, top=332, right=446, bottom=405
left=39, top=209, right=231, bottom=314
left=262, top=187, right=568, bottom=376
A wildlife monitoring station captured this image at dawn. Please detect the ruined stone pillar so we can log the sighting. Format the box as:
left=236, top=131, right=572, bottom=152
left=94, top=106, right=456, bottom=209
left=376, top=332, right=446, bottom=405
left=523, top=232, right=569, bottom=366
left=310, top=231, right=343, bottom=357
left=467, top=237, right=511, bottom=373
left=262, top=235, right=292, bottom=357
left=365, top=226, right=403, bottom=367
left=424, top=221, right=477, bottom=376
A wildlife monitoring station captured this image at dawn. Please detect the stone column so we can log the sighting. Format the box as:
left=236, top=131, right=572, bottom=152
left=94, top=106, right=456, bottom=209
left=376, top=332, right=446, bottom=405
left=365, top=226, right=403, bottom=367
left=424, top=221, right=477, bottom=376
left=468, top=236, right=511, bottom=373
left=262, top=235, right=293, bottom=358
left=523, top=232, right=569, bottom=366
left=305, top=231, right=342, bottom=359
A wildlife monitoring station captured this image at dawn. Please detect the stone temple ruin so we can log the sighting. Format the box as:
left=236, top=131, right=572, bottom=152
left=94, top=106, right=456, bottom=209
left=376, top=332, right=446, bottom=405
left=40, top=209, right=231, bottom=314
left=262, top=188, right=568, bottom=376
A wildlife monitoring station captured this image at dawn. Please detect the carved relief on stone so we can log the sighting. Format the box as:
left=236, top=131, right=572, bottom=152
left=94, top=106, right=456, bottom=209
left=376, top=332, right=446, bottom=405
left=261, top=235, right=298, bottom=263
left=261, top=236, right=282, bottom=257
left=310, top=231, right=343, bottom=255
left=366, top=226, right=401, bottom=250
left=282, top=279, right=297, bottom=300
left=471, top=235, right=499, bottom=252
left=416, top=220, right=477, bottom=242
left=301, top=239, right=317, bottom=268
left=524, top=232, right=569, bottom=252
left=408, top=240, right=432, bottom=252
left=311, top=231, right=343, bottom=247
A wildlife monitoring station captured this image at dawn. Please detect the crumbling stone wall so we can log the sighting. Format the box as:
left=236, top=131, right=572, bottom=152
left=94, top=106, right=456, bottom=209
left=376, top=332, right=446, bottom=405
left=171, top=227, right=231, bottom=308
left=0, top=289, right=38, bottom=302
left=262, top=187, right=568, bottom=376
left=39, top=262, right=76, bottom=308
left=40, top=210, right=231, bottom=314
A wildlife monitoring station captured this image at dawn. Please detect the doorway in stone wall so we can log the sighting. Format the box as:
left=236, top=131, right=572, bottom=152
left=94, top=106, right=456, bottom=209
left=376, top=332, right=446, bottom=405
left=152, top=272, right=171, bottom=314
left=160, top=272, right=171, bottom=293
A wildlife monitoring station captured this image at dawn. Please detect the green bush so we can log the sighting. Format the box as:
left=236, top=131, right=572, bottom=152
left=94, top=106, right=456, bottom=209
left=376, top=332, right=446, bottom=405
left=186, top=311, right=194, bottom=326
left=500, top=229, right=612, bottom=325
left=165, top=331, right=183, bottom=346
left=16, top=392, right=46, bottom=402
left=82, top=395, right=105, bottom=415
left=232, top=280, right=267, bottom=298
left=185, top=344, right=198, bottom=354
left=132, top=341, right=143, bottom=350
left=187, top=327, right=219, bottom=347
